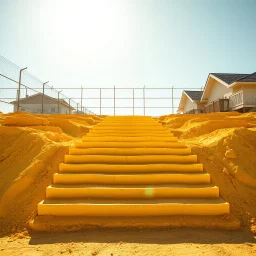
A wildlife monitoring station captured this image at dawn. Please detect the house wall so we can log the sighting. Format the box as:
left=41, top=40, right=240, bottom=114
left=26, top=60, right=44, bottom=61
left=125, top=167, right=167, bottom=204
left=207, top=80, right=232, bottom=104
left=14, top=94, right=72, bottom=114
left=183, top=98, right=198, bottom=113
left=20, top=103, right=70, bottom=114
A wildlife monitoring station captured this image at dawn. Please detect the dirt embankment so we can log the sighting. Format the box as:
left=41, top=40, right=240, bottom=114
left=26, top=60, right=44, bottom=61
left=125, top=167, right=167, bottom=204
left=0, top=112, right=102, bottom=234
left=159, top=112, right=256, bottom=234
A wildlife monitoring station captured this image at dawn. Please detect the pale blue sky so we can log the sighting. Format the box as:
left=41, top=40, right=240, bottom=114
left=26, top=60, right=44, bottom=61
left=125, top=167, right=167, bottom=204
left=0, top=0, right=256, bottom=115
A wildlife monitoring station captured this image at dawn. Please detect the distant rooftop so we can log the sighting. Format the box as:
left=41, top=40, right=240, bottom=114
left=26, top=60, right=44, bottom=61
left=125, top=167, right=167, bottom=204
left=184, top=90, right=203, bottom=101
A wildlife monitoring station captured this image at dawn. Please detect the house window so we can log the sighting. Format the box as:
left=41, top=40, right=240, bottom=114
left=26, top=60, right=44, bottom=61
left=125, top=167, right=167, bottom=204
left=51, top=107, right=56, bottom=113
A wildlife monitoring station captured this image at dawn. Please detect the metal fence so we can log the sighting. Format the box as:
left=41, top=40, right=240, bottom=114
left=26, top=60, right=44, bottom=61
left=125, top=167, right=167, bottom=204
left=0, top=55, right=95, bottom=115
left=0, top=55, right=202, bottom=116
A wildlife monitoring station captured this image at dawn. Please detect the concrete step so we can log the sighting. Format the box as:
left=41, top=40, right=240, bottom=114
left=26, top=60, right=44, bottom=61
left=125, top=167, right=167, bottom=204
left=96, top=123, right=162, bottom=127
left=30, top=215, right=240, bottom=231
left=46, top=184, right=219, bottom=199
left=75, top=141, right=187, bottom=148
left=37, top=198, right=230, bottom=216
left=59, top=163, right=203, bottom=173
left=92, top=126, right=168, bottom=131
left=53, top=173, right=210, bottom=185
left=64, top=155, right=197, bottom=164
left=87, top=130, right=173, bottom=136
left=82, top=136, right=178, bottom=142
left=69, top=147, right=191, bottom=155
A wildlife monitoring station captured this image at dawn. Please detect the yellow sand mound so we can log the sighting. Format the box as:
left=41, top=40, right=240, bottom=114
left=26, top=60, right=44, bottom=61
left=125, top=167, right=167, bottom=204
left=160, top=112, right=256, bottom=233
left=0, top=112, right=102, bottom=234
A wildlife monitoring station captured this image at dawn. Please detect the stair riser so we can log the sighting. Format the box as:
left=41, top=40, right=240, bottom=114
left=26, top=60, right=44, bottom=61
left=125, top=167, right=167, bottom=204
left=59, top=163, right=204, bottom=173
left=87, top=132, right=174, bottom=136
left=96, top=124, right=161, bottom=127
left=92, top=127, right=167, bottom=131
left=75, top=142, right=187, bottom=148
left=69, top=148, right=191, bottom=156
left=46, top=187, right=219, bottom=199
left=38, top=203, right=230, bottom=216
left=64, top=155, right=197, bottom=164
left=53, top=173, right=210, bottom=185
left=82, top=137, right=178, bottom=142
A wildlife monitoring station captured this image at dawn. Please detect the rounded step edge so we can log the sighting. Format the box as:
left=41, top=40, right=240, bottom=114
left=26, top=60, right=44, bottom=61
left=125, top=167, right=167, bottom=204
left=75, top=141, right=187, bottom=149
left=45, top=184, right=220, bottom=199
left=64, top=155, right=198, bottom=164
left=68, top=147, right=192, bottom=156
left=53, top=173, right=211, bottom=185
left=58, top=163, right=204, bottom=173
left=37, top=198, right=230, bottom=216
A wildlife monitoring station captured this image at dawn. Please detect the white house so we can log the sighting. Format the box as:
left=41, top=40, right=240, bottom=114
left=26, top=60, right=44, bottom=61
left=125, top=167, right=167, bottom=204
left=201, top=72, right=256, bottom=112
left=178, top=90, right=204, bottom=114
left=11, top=93, right=75, bottom=114
left=178, top=72, right=256, bottom=113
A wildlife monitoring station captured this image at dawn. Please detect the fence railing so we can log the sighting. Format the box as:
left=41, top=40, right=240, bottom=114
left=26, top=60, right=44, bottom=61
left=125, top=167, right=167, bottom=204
left=0, top=55, right=202, bottom=116
left=204, top=98, right=229, bottom=113
left=229, top=91, right=243, bottom=109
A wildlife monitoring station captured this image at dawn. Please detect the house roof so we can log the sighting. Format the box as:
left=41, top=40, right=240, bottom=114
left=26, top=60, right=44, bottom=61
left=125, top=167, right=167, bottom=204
left=10, top=93, right=75, bottom=110
left=210, top=72, right=256, bottom=85
left=177, top=90, right=203, bottom=113
left=184, top=90, right=203, bottom=101
left=210, top=73, right=248, bottom=85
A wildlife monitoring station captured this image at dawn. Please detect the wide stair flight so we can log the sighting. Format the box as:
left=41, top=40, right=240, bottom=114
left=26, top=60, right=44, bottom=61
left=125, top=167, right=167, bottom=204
left=30, top=116, right=239, bottom=230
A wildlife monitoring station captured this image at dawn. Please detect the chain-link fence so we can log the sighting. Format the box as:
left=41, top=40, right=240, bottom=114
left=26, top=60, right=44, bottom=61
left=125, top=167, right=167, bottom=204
left=0, top=55, right=203, bottom=116
left=0, top=55, right=95, bottom=115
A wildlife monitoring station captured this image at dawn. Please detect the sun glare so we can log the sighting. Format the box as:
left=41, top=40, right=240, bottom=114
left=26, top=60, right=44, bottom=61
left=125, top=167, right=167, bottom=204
left=50, top=0, right=131, bottom=59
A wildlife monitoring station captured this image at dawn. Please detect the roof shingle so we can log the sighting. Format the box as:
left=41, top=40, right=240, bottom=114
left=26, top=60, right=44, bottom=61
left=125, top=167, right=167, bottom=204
left=184, top=90, right=203, bottom=101
left=210, top=73, right=249, bottom=85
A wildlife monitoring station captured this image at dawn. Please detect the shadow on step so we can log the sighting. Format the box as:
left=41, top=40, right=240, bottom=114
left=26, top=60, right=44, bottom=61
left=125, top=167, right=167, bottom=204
left=28, top=228, right=256, bottom=245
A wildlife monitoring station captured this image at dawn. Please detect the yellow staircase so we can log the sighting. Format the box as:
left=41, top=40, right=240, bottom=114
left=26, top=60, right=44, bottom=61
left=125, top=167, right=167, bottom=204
left=31, top=116, right=240, bottom=230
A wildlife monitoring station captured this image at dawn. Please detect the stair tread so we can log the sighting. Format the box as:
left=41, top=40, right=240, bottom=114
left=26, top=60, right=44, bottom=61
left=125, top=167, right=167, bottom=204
left=55, top=172, right=208, bottom=175
left=40, top=198, right=228, bottom=205
left=48, top=184, right=216, bottom=189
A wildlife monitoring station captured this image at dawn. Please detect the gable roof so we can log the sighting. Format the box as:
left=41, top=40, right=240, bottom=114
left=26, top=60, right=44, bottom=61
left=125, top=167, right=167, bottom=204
left=210, top=72, right=256, bottom=85
left=184, top=90, right=203, bottom=101
left=235, top=72, right=256, bottom=83
left=210, top=73, right=248, bottom=85
left=177, top=90, right=203, bottom=113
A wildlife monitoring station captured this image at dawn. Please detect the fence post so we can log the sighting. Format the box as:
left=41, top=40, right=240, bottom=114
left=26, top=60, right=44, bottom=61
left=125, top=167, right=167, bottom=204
left=77, top=103, right=79, bottom=114
left=100, top=88, right=102, bottom=115
left=114, top=86, right=116, bottom=116
left=81, top=86, right=83, bottom=112
left=143, top=86, right=145, bottom=116
left=58, top=90, right=62, bottom=114
left=69, top=98, right=72, bottom=114
left=17, top=67, right=27, bottom=111
left=172, top=86, right=174, bottom=114
left=42, top=81, right=49, bottom=114
left=132, top=88, right=134, bottom=116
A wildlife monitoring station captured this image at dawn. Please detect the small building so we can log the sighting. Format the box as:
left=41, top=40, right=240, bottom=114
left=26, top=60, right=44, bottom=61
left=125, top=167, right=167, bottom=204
left=10, top=93, right=75, bottom=114
left=202, top=72, right=256, bottom=112
left=177, top=90, right=204, bottom=114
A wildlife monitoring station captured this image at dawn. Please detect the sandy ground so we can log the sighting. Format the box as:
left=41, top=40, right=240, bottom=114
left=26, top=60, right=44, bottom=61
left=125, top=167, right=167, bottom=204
left=0, top=228, right=256, bottom=256
left=1, top=112, right=256, bottom=255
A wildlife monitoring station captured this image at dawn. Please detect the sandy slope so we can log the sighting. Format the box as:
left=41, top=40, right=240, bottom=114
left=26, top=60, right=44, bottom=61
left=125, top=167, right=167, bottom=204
left=159, top=112, right=256, bottom=233
left=0, top=111, right=256, bottom=255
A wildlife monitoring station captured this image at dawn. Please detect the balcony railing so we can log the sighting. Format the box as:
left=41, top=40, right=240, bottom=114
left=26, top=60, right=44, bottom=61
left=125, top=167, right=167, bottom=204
left=229, top=90, right=256, bottom=110
left=204, top=98, right=229, bottom=113
left=229, top=91, right=243, bottom=109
